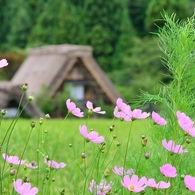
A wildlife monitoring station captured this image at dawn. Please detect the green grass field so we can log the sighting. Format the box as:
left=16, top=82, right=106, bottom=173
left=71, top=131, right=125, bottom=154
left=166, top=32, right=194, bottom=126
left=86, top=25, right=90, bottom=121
left=1, top=118, right=194, bottom=194
left=0, top=118, right=149, bottom=194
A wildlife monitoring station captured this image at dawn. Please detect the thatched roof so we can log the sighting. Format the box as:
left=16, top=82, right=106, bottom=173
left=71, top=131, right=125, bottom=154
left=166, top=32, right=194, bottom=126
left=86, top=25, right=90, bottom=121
left=11, top=44, right=120, bottom=104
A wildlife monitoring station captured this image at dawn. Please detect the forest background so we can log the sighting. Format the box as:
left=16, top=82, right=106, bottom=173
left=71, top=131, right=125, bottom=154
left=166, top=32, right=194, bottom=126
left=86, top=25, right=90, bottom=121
left=0, top=0, right=194, bottom=115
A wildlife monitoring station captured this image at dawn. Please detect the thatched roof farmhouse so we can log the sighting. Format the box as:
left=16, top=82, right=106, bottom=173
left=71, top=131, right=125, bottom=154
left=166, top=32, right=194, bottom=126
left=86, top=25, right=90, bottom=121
left=0, top=44, right=121, bottom=117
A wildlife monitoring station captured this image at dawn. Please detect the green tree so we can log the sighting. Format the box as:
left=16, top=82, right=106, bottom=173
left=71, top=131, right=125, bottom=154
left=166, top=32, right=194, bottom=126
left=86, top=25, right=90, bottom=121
left=0, top=0, right=47, bottom=49
left=112, top=0, right=135, bottom=70
left=6, top=0, right=32, bottom=48
left=83, top=0, right=134, bottom=71
left=145, top=0, right=191, bottom=32
left=127, top=0, right=150, bottom=37
left=28, top=0, right=85, bottom=47
left=109, top=36, right=167, bottom=104
left=28, top=0, right=63, bottom=46
left=52, top=2, right=86, bottom=45
left=0, top=0, right=9, bottom=50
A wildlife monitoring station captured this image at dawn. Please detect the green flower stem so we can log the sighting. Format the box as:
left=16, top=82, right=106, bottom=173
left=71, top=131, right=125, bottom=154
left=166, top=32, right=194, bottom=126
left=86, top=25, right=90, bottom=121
left=123, top=121, right=133, bottom=171
left=0, top=98, right=28, bottom=194
left=82, top=145, right=101, bottom=194
left=1, top=91, right=26, bottom=147
left=12, top=125, right=34, bottom=194
left=75, top=158, right=82, bottom=194
left=135, top=146, right=144, bottom=174
left=51, top=113, right=69, bottom=159
left=36, top=120, right=44, bottom=188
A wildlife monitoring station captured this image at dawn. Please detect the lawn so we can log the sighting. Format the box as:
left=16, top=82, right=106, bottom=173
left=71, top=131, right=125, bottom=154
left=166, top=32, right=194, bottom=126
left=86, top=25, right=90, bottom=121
left=0, top=118, right=149, bottom=194
left=1, top=116, right=195, bottom=194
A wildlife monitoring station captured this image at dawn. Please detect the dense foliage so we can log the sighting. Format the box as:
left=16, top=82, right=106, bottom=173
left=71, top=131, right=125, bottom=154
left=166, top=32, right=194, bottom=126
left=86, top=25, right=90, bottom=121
left=0, top=0, right=194, bottom=105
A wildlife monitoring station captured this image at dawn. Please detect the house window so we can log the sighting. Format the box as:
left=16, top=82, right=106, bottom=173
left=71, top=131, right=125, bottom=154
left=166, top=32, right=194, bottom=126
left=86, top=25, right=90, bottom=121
left=70, top=84, right=84, bottom=100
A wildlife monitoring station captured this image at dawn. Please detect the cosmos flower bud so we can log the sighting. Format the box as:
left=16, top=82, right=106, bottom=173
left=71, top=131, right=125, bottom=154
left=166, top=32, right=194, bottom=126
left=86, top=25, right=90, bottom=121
left=21, top=83, right=28, bottom=91
left=24, top=176, right=30, bottom=182
left=28, top=96, right=34, bottom=102
left=1, top=109, right=7, bottom=116
left=180, top=174, right=185, bottom=179
left=104, top=169, right=110, bottom=177
left=141, top=135, right=146, bottom=139
left=60, top=189, right=65, bottom=195
left=116, top=141, right=121, bottom=147
left=81, top=153, right=86, bottom=159
left=10, top=169, right=16, bottom=176
left=110, top=125, right=115, bottom=131
left=145, top=153, right=150, bottom=159
left=120, top=118, right=124, bottom=121
left=69, top=144, right=72, bottom=147
left=45, top=114, right=50, bottom=119
left=142, top=139, right=148, bottom=146
left=39, top=118, right=44, bottom=125
left=52, top=178, right=55, bottom=182
left=24, top=163, right=28, bottom=170
left=30, top=121, right=36, bottom=128
left=186, top=139, right=191, bottom=144
left=113, top=135, right=117, bottom=139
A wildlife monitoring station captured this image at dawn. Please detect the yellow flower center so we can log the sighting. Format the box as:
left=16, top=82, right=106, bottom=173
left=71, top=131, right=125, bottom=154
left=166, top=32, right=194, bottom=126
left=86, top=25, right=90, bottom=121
left=129, top=185, right=135, bottom=190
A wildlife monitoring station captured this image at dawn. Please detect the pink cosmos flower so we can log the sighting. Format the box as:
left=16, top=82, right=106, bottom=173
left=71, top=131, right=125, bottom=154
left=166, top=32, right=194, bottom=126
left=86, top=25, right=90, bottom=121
left=79, top=125, right=104, bottom=143
left=2, top=153, right=25, bottom=165
left=113, top=166, right=134, bottom=176
left=152, top=111, right=167, bottom=125
left=121, top=175, right=147, bottom=192
left=160, top=164, right=177, bottom=178
left=89, top=179, right=112, bottom=195
left=184, top=175, right=195, bottom=192
left=176, top=111, right=194, bottom=128
left=86, top=101, right=106, bottom=114
left=66, top=99, right=84, bottom=117
left=44, top=158, right=66, bottom=169
left=162, top=139, right=188, bottom=154
left=0, top=59, right=8, bottom=68
left=176, top=111, right=195, bottom=137
left=14, top=179, right=38, bottom=195
left=113, top=98, right=129, bottom=120
left=45, top=113, right=50, bottom=119
left=123, top=105, right=134, bottom=121
left=131, top=109, right=150, bottom=120
left=147, top=178, right=170, bottom=189
left=25, top=161, right=38, bottom=169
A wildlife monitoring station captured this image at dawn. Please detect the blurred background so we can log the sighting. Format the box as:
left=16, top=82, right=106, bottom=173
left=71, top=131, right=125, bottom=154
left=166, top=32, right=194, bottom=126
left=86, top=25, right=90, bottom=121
left=0, top=0, right=194, bottom=117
